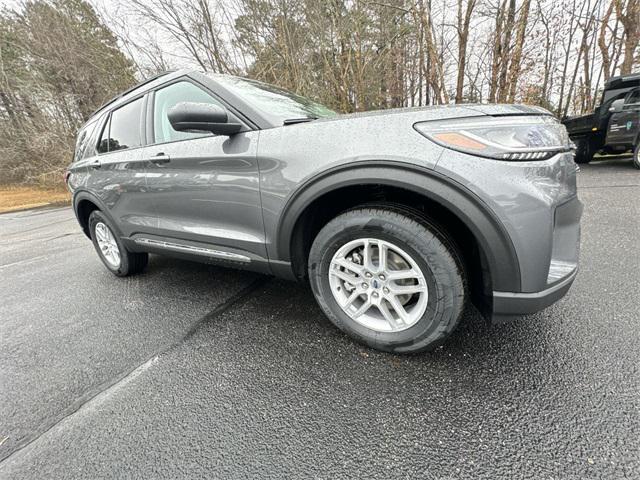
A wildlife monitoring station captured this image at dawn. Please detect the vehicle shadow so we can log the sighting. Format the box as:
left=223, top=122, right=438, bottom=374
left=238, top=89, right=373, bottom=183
left=143, top=255, right=572, bottom=368
left=582, top=154, right=635, bottom=170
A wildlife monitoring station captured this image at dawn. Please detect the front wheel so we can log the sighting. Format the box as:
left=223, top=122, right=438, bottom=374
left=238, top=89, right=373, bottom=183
left=633, top=143, right=640, bottom=170
left=574, top=137, right=596, bottom=164
left=308, top=206, right=466, bottom=353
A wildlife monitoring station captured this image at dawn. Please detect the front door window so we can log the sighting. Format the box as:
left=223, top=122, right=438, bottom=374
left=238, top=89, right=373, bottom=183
left=153, top=81, right=224, bottom=144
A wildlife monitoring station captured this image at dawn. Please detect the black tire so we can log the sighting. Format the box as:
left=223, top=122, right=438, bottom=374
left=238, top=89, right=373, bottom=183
left=574, top=137, right=595, bottom=164
left=88, top=210, right=148, bottom=277
left=308, top=206, right=466, bottom=354
left=633, top=143, right=640, bottom=170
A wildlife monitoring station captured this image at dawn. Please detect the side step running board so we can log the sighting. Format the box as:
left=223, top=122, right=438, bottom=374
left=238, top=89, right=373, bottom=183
left=134, top=237, right=251, bottom=263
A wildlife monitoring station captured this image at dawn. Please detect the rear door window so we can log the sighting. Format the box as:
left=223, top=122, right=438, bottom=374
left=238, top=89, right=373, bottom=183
left=97, top=97, right=144, bottom=153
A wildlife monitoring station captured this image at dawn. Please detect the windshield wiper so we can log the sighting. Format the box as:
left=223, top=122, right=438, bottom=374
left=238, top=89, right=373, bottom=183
left=283, top=117, right=318, bottom=125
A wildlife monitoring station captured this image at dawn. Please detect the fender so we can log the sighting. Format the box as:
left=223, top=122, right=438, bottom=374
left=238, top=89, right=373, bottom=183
left=275, top=161, right=521, bottom=292
left=72, top=190, right=122, bottom=239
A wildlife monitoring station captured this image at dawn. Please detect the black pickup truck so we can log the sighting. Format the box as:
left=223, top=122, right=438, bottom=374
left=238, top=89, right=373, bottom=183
left=562, top=73, right=640, bottom=168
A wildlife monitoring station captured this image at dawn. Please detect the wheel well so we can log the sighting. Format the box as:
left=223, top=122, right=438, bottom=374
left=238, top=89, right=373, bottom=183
left=76, top=199, right=99, bottom=238
left=290, top=184, right=493, bottom=316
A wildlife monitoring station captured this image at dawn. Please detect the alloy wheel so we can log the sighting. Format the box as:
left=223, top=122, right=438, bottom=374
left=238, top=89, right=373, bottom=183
left=94, top=222, right=121, bottom=269
left=328, top=238, right=429, bottom=332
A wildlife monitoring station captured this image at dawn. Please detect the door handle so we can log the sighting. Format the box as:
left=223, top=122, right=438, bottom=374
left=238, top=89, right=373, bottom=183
left=88, top=158, right=102, bottom=169
left=149, top=152, right=170, bottom=164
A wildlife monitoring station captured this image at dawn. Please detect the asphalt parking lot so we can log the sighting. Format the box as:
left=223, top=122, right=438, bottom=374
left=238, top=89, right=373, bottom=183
left=1, top=157, right=639, bottom=479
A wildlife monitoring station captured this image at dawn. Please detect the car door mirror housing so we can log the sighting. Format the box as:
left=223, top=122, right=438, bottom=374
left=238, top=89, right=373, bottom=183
left=168, top=102, right=243, bottom=136
left=609, top=98, right=625, bottom=113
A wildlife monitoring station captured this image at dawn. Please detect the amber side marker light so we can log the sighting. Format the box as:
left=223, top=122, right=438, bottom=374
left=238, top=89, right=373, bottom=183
left=433, top=132, right=487, bottom=150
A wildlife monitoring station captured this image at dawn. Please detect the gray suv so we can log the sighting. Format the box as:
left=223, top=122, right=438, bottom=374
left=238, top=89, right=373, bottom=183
left=67, top=70, right=582, bottom=353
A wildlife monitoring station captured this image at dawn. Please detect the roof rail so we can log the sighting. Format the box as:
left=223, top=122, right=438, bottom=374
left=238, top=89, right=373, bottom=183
left=88, top=70, right=176, bottom=119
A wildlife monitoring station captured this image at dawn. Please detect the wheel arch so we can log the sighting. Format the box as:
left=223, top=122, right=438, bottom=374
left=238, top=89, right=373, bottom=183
left=276, top=162, right=521, bottom=294
left=73, top=191, right=118, bottom=239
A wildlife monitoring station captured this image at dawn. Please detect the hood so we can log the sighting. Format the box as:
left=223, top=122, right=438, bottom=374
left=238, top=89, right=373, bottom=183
left=461, top=104, right=553, bottom=117
left=312, top=103, right=554, bottom=128
left=316, top=104, right=473, bottom=122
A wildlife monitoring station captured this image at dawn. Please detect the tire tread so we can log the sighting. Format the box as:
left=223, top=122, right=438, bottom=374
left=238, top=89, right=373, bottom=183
left=308, top=203, right=467, bottom=353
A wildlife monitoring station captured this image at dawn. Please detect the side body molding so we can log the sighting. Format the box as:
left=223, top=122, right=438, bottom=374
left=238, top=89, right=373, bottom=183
left=274, top=162, right=521, bottom=292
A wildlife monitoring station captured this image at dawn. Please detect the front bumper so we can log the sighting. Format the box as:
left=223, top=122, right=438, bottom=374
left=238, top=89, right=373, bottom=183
left=491, top=268, right=578, bottom=322
left=435, top=150, right=583, bottom=321
left=490, top=193, right=583, bottom=321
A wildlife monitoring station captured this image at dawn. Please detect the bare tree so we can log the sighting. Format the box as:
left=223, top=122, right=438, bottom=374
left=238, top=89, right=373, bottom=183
left=127, top=0, right=237, bottom=73
left=614, top=0, right=640, bottom=74
left=506, top=0, right=531, bottom=101
left=3, top=0, right=640, bottom=187
left=455, top=0, right=477, bottom=103
left=0, top=0, right=136, bottom=184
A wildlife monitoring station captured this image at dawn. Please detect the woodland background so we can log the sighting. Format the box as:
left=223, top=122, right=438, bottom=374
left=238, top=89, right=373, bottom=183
left=0, top=0, right=638, bottom=186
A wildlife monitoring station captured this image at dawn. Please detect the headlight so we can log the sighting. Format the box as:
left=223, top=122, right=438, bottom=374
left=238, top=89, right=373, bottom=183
left=414, top=115, right=571, bottom=161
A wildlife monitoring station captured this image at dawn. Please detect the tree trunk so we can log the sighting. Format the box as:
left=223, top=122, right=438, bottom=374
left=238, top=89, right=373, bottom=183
left=455, top=0, right=476, bottom=103
left=496, top=0, right=516, bottom=102
left=489, top=0, right=506, bottom=103
left=506, top=0, right=531, bottom=102
left=614, top=0, right=640, bottom=75
left=598, top=2, right=614, bottom=81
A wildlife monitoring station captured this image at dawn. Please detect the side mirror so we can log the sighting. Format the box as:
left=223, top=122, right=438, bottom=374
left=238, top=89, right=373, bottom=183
left=609, top=98, right=624, bottom=113
left=168, top=102, right=242, bottom=136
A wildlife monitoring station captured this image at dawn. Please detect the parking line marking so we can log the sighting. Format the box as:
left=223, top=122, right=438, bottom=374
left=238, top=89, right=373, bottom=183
left=0, top=276, right=270, bottom=464
left=0, top=256, right=47, bottom=270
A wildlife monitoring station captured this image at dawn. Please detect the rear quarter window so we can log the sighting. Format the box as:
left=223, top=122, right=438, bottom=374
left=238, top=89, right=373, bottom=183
left=74, top=120, right=98, bottom=162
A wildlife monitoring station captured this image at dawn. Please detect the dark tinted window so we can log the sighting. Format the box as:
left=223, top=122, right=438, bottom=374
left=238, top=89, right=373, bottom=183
left=97, top=98, right=144, bottom=153
left=154, top=81, right=223, bottom=144
left=625, top=89, right=640, bottom=105
left=602, top=88, right=628, bottom=107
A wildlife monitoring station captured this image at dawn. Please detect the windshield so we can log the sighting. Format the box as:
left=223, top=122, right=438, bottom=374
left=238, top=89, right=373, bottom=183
left=208, top=74, right=337, bottom=124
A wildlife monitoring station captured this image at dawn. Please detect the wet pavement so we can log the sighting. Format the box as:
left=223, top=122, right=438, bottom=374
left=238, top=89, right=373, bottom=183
left=1, top=157, right=638, bottom=479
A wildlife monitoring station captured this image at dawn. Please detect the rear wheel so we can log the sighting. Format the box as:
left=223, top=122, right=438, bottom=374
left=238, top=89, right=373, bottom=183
left=633, top=143, right=640, bottom=170
left=308, top=206, right=466, bottom=353
left=89, top=210, right=148, bottom=276
left=574, top=137, right=595, bottom=164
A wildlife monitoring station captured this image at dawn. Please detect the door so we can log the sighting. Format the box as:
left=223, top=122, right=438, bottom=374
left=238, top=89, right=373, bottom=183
left=607, top=88, right=640, bottom=147
left=85, top=96, right=157, bottom=237
left=141, top=79, right=266, bottom=260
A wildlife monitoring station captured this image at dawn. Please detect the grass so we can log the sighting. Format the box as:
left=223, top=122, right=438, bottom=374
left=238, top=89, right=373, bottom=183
left=0, top=185, right=71, bottom=213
